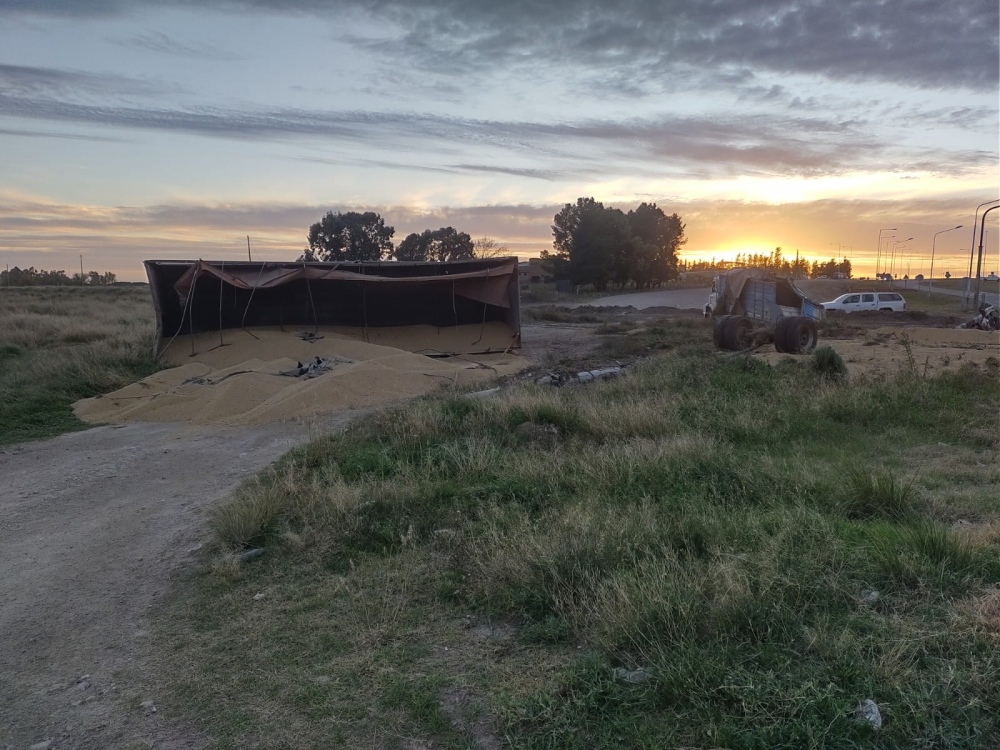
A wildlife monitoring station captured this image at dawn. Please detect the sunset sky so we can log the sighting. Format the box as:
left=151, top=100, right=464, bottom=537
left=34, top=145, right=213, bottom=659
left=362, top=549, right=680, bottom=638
left=1, top=0, right=998, bottom=280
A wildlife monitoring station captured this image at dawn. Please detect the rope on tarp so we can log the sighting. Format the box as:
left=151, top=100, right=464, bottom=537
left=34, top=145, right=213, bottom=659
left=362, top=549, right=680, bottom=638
left=303, top=259, right=319, bottom=335
left=362, top=282, right=370, bottom=343
left=155, top=271, right=196, bottom=361
left=239, top=261, right=267, bottom=339
left=472, top=265, right=490, bottom=345
left=188, top=264, right=201, bottom=356
left=216, top=258, right=225, bottom=348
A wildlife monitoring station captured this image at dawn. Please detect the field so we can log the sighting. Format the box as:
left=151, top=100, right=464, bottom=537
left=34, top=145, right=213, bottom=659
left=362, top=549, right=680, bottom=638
left=0, top=285, right=160, bottom=443
left=3, top=285, right=999, bottom=749
left=153, top=315, right=999, bottom=748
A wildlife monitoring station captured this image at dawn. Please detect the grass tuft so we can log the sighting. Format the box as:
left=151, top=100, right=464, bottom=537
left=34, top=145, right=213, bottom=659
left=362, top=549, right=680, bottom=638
left=811, top=345, right=849, bottom=380
left=843, top=470, right=922, bottom=521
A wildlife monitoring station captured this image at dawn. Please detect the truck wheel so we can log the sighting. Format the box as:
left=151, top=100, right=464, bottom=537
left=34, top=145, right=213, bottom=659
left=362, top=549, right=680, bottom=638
left=774, top=317, right=791, bottom=353
left=713, top=315, right=731, bottom=349
left=723, top=315, right=754, bottom=351
left=784, top=316, right=818, bottom=354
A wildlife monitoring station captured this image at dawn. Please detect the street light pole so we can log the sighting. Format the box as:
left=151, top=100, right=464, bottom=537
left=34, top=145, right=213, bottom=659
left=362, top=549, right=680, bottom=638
left=876, top=227, right=897, bottom=279
left=966, top=200, right=999, bottom=305
left=890, top=238, right=913, bottom=282
left=929, top=225, right=963, bottom=292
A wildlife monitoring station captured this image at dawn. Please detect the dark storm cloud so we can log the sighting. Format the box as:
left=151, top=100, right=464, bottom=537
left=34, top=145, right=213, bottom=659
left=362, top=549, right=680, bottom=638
left=4, top=0, right=994, bottom=90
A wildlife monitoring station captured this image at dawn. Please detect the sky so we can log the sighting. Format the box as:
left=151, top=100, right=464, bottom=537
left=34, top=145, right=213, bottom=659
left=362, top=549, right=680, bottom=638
left=1, top=0, right=998, bottom=280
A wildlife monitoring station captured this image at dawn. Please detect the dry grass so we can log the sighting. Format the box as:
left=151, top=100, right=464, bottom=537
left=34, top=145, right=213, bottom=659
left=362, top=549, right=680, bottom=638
left=0, top=285, right=159, bottom=443
left=152, top=324, right=1000, bottom=748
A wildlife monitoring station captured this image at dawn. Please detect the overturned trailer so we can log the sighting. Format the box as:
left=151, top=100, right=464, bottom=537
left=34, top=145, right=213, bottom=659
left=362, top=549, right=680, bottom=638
left=705, top=268, right=825, bottom=354
left=145, top=257, right=521, bottom=357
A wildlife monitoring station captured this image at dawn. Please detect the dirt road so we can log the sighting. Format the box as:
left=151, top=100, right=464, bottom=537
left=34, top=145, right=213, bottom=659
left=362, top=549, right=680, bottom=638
left=0, top=420, right=319, bottom=750
left=581, top=287, right=710, bottom=310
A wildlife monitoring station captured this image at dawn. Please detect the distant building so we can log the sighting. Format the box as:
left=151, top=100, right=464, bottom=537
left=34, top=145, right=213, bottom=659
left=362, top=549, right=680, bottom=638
left=518, top=258, right=551, bottom=285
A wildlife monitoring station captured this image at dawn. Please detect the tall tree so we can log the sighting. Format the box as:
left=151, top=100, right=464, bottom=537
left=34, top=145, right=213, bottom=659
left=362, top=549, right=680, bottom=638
left=546, top=197, right=629, bottom=291
left=392, top=227, right=474, bottom=262
left=303, top=211, right=394, bottom=262
left=626, top=203, right=685, bottom=288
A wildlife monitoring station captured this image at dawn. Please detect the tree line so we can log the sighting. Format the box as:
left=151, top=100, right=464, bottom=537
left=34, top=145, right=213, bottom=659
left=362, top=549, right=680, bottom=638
left=298, top=202, right=687, bottom=292
left=1, top=267, right=118, bottom=286
left=300, top=211, right=504, bottom=262
left=682, top=248, right=853, bottom=279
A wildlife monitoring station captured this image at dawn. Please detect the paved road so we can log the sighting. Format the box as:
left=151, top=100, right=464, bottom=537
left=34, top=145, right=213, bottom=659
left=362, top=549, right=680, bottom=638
left=575, top=287, right=710, bottom=310
left=903, top=280, right=999, bottom=307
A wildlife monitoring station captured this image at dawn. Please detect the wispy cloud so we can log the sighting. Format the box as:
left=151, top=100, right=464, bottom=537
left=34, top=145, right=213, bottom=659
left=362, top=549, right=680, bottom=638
left=0, top=126, right=129, bottom=142
left=109, top=31, right=244, bottom=61
left=4, top=1, right=995, bottom=91
left=0, top=82, right=912, bottom=177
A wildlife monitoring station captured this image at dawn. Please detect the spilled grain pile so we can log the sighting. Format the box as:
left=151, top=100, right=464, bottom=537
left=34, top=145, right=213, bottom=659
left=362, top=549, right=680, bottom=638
left=74, top=322, right=525, bottom=426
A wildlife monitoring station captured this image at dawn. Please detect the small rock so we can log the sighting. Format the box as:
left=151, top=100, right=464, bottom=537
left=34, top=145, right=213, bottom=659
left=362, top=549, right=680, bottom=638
left=140, top=699, right=157, bottom=714
left=29, top=742, right=53, bottom=750
left=952, top=519, right=972, bottom=529
left=237, top=548, right=266, bottom=563
left=77, top=674, right=90, bottom=682
left=860, top=589, right=880, bottom=605
left=612, top=667, right=653, bottom=684
left=252, top=592, right=266, bottom=601
left=312, top=676, right=332, bottom=685
left=855, top=698, right=882, bottom=730
left=75, top=681, right=91, bottom=691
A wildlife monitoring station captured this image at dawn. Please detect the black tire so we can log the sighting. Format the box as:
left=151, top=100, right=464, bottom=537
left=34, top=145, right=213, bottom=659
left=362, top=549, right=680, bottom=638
left=723, top=315, right=754, bottom=351
left=879, top=307, right=892, bottom=312
left=712, top=315, right=731, bottom=349
left=774, top=317, right=791, bottom=353
left=783, top=316, right=818, bottom=354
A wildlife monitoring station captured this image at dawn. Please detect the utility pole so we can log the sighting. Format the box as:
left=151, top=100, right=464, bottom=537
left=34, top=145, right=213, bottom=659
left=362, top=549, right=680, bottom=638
left=247, top=235, right=252, bottom=262
left=80, top=254, right=84, bottom=283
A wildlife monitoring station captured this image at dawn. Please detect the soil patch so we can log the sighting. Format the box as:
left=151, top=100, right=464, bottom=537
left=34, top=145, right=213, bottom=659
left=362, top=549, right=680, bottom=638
left=756, top=326, right=999, bottom=376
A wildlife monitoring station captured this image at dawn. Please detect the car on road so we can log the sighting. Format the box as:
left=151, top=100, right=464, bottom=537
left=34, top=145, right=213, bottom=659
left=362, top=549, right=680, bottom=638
left=821, top=291, right=906, bottom=313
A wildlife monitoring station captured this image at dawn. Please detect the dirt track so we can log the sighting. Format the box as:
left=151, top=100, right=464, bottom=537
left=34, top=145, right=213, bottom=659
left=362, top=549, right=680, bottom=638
left=0, top=327, right=585, bottom=750
left=0, top=420, right=317, bottom=750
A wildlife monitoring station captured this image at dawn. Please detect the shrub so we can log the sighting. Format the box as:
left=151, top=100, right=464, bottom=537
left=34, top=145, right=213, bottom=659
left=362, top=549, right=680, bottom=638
left=811, top=345, right=848, bottom=380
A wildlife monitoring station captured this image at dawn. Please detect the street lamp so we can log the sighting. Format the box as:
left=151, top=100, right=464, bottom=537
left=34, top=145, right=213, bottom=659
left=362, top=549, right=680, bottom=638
left=876, top=227, right=897, bottom=278
left=966, top=200, right=999, bottom=305
left=890, top=238, right=913, bottom=281
left=929, top=225, right=963, bottom=291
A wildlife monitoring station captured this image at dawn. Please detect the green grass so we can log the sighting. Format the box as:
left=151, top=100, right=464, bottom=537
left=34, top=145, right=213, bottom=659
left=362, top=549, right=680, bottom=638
left=0, top=286, right=161, bottom=444
left=153, top=326, right=1000, bottom=749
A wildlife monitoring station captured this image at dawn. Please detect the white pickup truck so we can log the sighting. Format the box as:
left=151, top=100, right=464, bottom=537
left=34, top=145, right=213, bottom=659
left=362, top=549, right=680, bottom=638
left=821, top=291, right=906, bottom=313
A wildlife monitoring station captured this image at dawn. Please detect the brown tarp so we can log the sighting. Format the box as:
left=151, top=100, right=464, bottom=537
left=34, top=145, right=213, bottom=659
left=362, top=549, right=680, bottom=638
left=144, top=257, right=522, bottom=355
left=174, top=259, right=517, bottom=309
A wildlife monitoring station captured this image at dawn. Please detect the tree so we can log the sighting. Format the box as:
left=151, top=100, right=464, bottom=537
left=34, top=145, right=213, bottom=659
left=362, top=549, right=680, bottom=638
left=472, top=236, right=509, bottom=259
left=546, top=197, right=630, bottom=291
left=303, top=211, right=394, bottom=262
left=945, top=271, right=951, bottom=279
left=626, top=203, right=685, bottom=288
left=392, top=227, right=474, bottom=262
